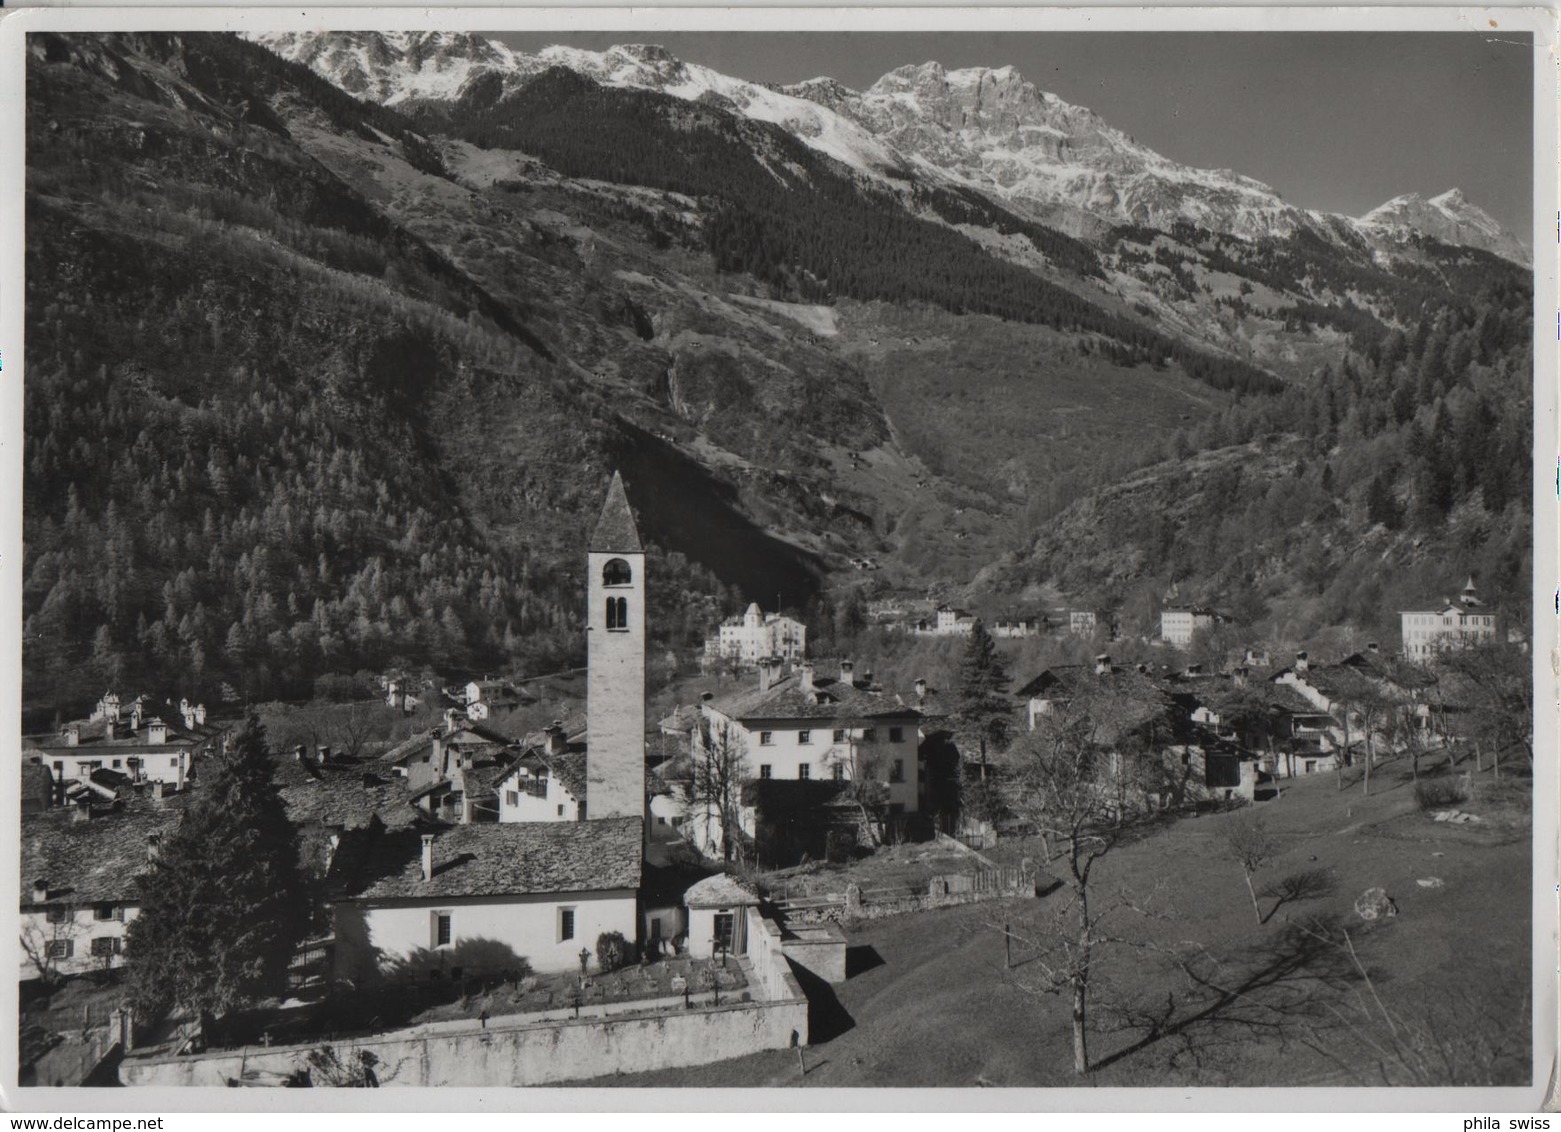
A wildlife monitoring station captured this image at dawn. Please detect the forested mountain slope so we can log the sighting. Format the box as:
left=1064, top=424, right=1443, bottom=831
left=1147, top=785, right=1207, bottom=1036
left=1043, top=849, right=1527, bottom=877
left=21, top=31, right=1533, bottom=722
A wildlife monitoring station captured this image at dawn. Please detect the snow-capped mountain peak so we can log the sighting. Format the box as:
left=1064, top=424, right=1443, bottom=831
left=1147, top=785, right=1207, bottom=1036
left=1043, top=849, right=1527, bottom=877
left=1360, top=187, right=1527, bottom=264
left=248, top=31, right=1528, bottom=262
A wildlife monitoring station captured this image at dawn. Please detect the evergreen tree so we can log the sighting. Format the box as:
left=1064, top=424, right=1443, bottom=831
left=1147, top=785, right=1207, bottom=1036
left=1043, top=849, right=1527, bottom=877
left=951, top=620, right=1014, bottom=765
left=125, top=717, right=312, bottom=1029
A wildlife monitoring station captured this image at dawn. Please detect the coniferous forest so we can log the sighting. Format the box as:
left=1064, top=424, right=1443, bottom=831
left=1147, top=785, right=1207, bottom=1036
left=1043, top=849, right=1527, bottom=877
left=20, top=31, right=1534, bottom=724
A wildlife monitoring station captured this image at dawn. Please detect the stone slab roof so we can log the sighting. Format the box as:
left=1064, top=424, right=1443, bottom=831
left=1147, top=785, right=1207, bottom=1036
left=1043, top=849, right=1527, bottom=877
left=706, top=671, right=921, bottom=725
left=683, top=872, right=759, bottom=907
left=276, top=762, right=419, bottom=831
left=21, top=798, right=189, bottom=907
left=330, top=816, right=643, bottom=901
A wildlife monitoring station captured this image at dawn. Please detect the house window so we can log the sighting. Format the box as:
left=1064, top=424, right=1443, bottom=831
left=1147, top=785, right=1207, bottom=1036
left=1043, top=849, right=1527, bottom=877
left=90, top=936, right=122, bottom=958
left=506, top=790, right=519, bottom=808
left=832, top=764, right=845, bottom=781
left=1304, top=760, right=1317, bottom=773
left=759, top=765, right=772, bottom=779
left=861, top=728, right=876, bottom=742
left=169, top=757, right=179, bottom=767
left=890, top=759, right=904, bottom=783
left=47, top=940, right=74, bottom=960
left=889, top=727, right=904, bottom=743
left=112, top=759, right=121, bottom=769
left=93, top=904, right=117, bottom=922
left=602, top=558, right=633, bottom=586
left=798, top=765, right=811, bottom=780
left=759, top=732, right=774, bottom=746
left=832, top=730, right=846, bottom=743
left=557, top=804, right=565, bottom=816
left=434, top=912, right=452, bottom=948
left=52, top=762, right=63, bottom=776
left=559, top=907, right=576, bottom=942
left=798, top=730, right=812, bottom=745
left=577, top=802, right=586, bottom=821
left=46, top=907, right=68, bottom=924
left=606, top=596, right=629, bottom=630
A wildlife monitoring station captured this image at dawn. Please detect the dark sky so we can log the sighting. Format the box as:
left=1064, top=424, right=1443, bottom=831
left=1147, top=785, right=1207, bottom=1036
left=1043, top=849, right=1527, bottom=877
left=493, top=32, right=1534, bottom=238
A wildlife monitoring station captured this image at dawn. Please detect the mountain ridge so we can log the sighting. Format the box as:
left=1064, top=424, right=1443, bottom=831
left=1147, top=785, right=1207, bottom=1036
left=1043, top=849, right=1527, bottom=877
left=248, top=30, right=1529, bottom=265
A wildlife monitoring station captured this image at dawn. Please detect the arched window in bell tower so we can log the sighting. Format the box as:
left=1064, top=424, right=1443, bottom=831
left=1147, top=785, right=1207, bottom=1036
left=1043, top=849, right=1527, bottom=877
left=606, top=596, right=628, bottom=631
left=603, top=558, right=633, bottom=586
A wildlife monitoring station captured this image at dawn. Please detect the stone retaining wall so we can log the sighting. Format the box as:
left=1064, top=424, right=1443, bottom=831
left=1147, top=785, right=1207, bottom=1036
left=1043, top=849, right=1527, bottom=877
left=122, top=917, right=809, bottom=1088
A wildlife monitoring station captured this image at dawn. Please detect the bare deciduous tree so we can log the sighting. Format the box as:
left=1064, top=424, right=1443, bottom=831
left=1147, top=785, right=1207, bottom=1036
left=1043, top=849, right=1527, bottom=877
left=691, top=718, right=751, bottom=863
left=1001, top=677, right=1174, bottom=1073
left=20, top=915, right=84, bottom=988
left=1221, top=813, right=1277, bottom=925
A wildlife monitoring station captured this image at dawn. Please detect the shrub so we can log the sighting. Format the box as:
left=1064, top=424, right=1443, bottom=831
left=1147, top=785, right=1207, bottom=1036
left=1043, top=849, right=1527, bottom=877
left=1414, top=777, right=1468, bottom=811
left=596, top=931, right=631, bottom=974
left=825, top=827, right=857, bottom=864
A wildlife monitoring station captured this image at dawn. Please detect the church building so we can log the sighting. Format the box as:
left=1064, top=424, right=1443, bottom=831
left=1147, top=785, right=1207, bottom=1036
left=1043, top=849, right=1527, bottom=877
left=327, top=474, right=649, bottom=979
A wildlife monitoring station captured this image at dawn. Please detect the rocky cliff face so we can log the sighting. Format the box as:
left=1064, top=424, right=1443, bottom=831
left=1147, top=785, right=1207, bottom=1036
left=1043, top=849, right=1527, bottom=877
left=250, top=31, right=1528, bottom=263
left=1360, top=188, right=1530, bottom=266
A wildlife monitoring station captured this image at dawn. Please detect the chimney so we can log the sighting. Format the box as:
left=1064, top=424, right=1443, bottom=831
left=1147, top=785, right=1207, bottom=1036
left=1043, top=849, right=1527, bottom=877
left=147, top=718, right=167, bottom=745
left=63, top=724, right=80, bottom=747
left=839, top=660, right=855, bottom=687
left=194, top=704, right=206, bottom=725
left=1367, top=642, right=1379, bottom=654
left=1095, top=654, right=1113, bottom=676
left=913, top=678, right=927, bottom=702
left=443, top=708, right=462, bottom=733
left=546, top=723, right=567, bottom=756
left=420, top=834, right=434, bottom=882
left=758, top=657, right=777, bottom=693
left=294, top=744, right=308, bottom=764
left=31, top=879, right=49, bottom=903
left=317, top=745, right=331, bottom=766
left=798, top=663, right=815, bottom=696
left=181, top=706, right=195, bottom=730
left=105, top=718, right=119, bottom=741
left=1295, top=651, right=1309, bottom=673
left=146, top=834, right=161, bottom=863
left=73, top=798, right=91, bottom=823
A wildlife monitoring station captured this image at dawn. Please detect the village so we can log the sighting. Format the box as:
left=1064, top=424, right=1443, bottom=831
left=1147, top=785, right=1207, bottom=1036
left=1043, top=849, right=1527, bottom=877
left=17, top=474, right=1531, bottom=1088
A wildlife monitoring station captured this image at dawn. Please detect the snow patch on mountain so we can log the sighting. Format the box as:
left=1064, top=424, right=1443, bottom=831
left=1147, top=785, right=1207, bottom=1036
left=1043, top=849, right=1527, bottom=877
left=1358, top=188, right=1528, bottom=264
left=248, top=32, right=1528, bottom=262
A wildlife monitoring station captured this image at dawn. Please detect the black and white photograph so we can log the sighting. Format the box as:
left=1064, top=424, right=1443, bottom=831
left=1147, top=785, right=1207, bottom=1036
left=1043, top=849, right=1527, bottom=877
left=2, top=6, right=1554, bottom=1105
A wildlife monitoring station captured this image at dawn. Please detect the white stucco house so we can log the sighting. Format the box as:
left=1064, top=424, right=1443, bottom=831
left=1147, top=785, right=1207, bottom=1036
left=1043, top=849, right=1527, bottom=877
left=691, top=659, right=924, bottom=861
left=495, top=725, right=588, bottom=823
left=1399, top=577, right=1499, bottom=659
left=327, top=816, right=643, bottom=981
left=19, top=796, right=187, bottom=980
left=704, top=603, right=807, bottom=670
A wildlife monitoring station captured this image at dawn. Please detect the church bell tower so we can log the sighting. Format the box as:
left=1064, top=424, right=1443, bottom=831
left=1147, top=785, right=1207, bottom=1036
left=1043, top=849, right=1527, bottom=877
left=585, top=472, right=647, bottom=821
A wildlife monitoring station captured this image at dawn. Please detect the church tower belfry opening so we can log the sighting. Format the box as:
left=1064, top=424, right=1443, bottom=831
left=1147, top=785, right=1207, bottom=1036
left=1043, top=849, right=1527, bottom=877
left=586, top=472, right=647, bottom=821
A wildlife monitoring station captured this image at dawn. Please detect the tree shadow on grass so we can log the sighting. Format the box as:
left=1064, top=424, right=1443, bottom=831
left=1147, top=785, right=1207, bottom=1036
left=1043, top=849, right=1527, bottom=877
left=1089, top=913, right=1366, bottom=1079
left=1258, top=867, right=1338, bottom=925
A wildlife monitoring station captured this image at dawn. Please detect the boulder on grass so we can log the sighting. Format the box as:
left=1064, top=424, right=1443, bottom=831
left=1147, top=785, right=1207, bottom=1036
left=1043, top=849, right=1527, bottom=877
left=1354, top=887, right=1398, bottom=921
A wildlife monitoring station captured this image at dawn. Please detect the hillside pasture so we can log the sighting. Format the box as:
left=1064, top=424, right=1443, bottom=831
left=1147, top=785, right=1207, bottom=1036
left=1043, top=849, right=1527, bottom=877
left=567, top=760, right=1532, bottom=1087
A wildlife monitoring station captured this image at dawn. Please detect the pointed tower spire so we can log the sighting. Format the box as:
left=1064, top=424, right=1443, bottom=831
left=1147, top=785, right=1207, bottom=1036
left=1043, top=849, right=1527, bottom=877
left=590, top=471, right=643, bottom=554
